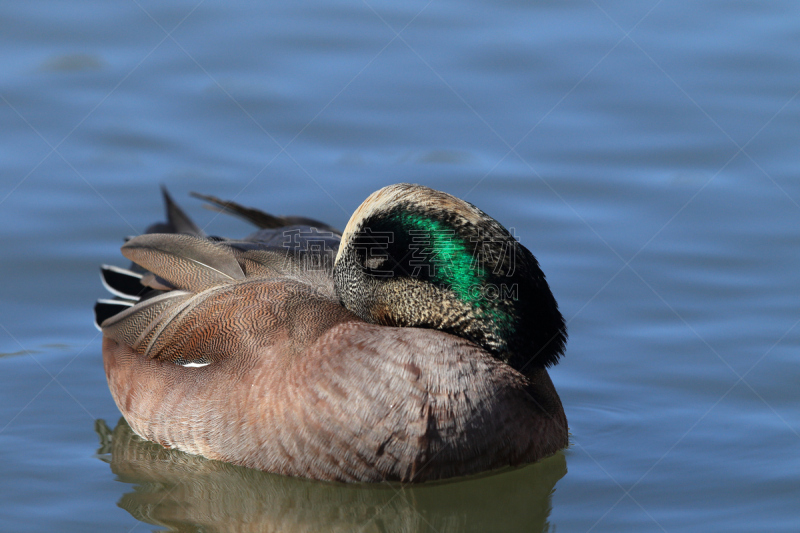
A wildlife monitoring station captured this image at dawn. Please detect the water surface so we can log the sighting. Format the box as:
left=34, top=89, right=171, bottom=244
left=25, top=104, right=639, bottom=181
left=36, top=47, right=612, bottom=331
left=1, top=1, right=798, bottom=531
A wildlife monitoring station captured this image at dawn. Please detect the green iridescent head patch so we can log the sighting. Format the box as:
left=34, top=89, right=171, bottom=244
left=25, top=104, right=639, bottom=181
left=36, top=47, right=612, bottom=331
left=388, top=210, right=517, bottom=338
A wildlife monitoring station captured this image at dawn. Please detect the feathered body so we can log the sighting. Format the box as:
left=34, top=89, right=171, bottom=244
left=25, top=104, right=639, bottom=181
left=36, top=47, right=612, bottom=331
left=96, top=184, right=568, bottom=482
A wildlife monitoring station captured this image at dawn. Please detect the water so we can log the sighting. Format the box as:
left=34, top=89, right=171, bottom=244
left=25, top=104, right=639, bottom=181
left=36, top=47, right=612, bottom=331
left=1, top=0, right=798, bottom=531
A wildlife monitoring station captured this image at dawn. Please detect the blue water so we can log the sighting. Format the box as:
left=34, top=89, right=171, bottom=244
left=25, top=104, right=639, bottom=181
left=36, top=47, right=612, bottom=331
left=2, top=0, right=799, bottom=531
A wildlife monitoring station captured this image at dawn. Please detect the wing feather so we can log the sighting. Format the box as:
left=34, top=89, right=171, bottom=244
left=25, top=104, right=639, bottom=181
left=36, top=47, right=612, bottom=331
left=121, top=233, right=245, bottom=291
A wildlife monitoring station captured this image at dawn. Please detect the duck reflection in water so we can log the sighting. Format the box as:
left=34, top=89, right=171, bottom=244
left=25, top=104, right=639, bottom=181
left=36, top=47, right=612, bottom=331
left=96, top=418, right=567, bottom=533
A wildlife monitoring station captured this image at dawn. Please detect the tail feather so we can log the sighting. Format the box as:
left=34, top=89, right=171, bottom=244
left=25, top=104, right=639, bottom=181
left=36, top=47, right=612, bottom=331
left=94, top=299, right=135, bottom=330
left=191, top=192, right=339, bottom=233
left=100, top=265, right=145, bottom=300
left=144, top=186, right=206, bottom=237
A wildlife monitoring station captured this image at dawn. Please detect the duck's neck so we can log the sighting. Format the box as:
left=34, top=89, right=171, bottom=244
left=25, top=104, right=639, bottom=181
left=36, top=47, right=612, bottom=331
left=364, top=274, right=507, bottom=352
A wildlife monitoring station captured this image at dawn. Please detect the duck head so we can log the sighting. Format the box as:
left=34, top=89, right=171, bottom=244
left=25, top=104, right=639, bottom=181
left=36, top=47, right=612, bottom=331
left=334, top=184, right=566, bottom=373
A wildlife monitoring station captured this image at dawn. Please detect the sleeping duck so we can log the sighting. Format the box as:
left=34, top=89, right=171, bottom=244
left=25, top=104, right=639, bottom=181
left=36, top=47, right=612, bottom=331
left=94, top=184, right=568, bottom=483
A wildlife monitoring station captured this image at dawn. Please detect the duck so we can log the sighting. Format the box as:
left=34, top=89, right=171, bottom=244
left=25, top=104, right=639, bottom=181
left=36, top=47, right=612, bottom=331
left=94, top=183, right=568, bottom=483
